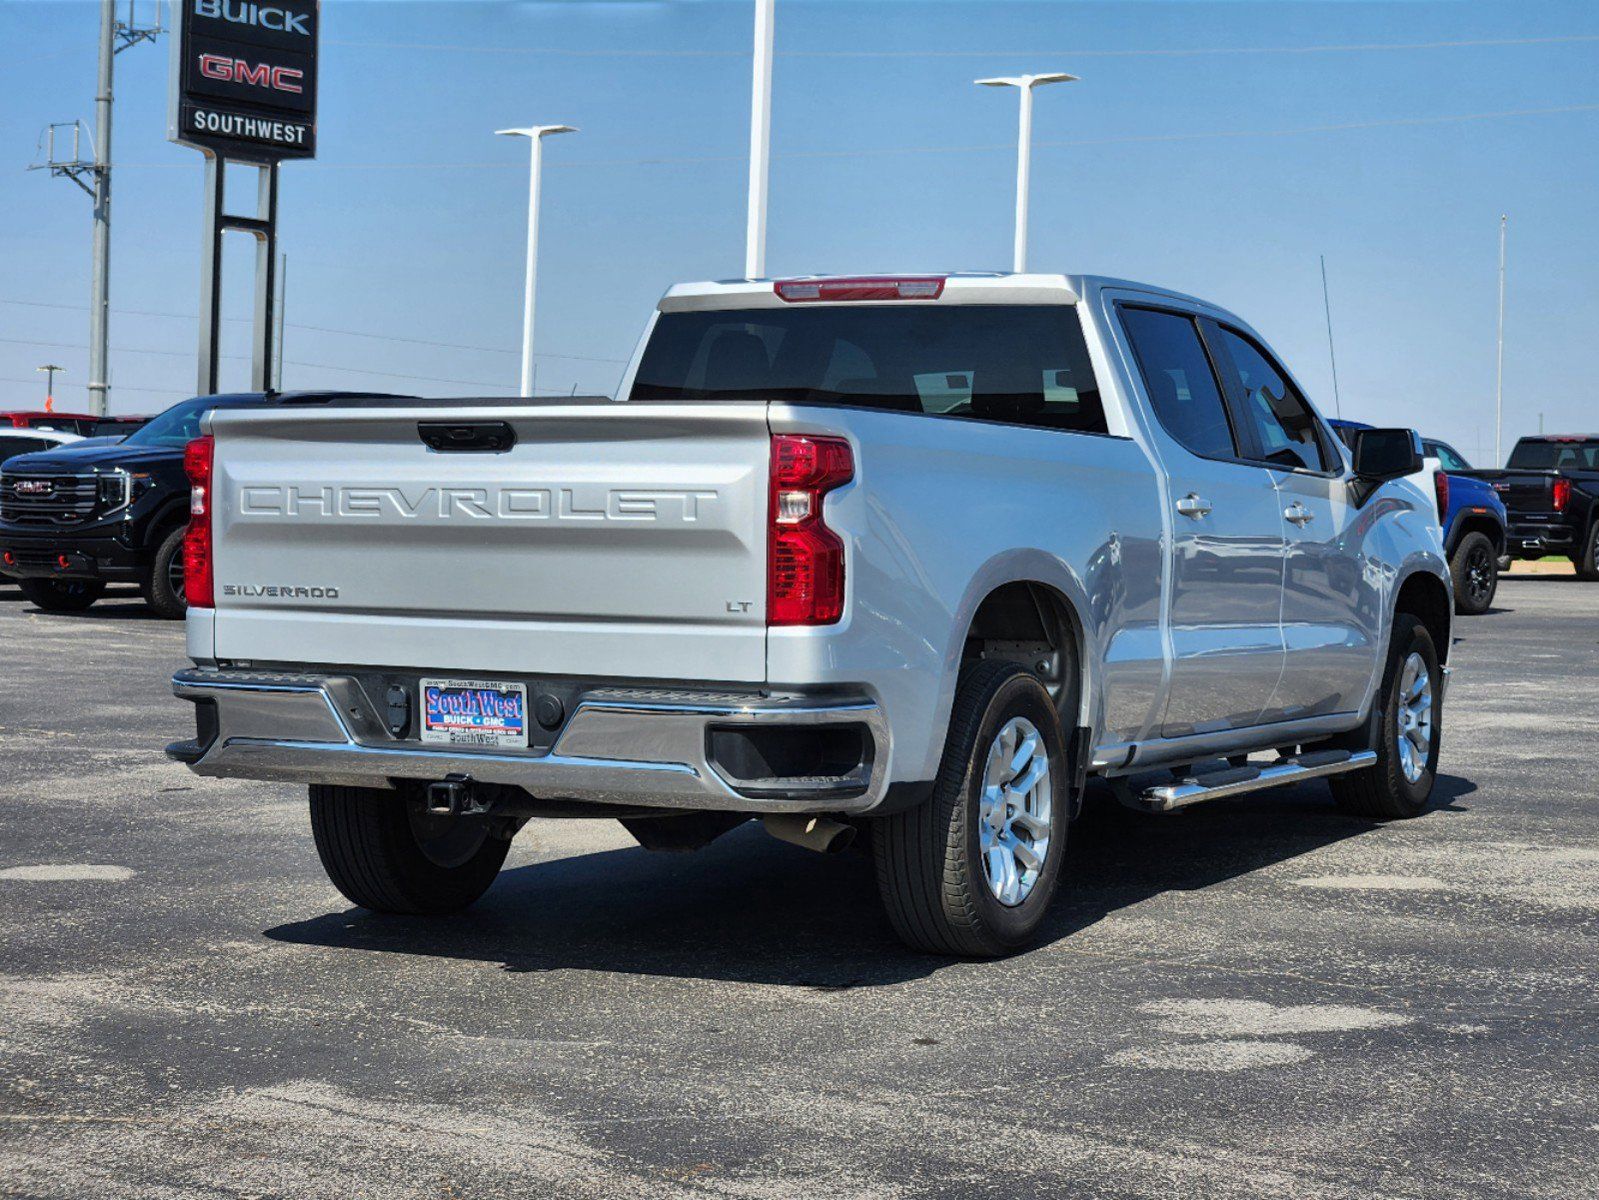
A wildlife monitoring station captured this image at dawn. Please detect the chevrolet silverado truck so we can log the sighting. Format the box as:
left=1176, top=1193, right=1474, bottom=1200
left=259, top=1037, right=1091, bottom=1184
left=1462, top=435, right=1599, bottom=579
left=167, top=273, right=1452, bottom=956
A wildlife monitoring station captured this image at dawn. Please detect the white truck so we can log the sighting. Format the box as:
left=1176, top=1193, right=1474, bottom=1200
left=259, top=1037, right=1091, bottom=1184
left=169, top=273, right=1452, bottom=956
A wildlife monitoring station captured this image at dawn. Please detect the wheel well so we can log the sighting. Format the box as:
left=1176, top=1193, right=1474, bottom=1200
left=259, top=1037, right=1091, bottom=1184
left=1452, top=515, right=1504, bottom=555
left=142, top=501, right=189, bottom=549
left=963, top=581, right=1083, bottom=722
left=1395, top=572, right=1450, bottom=663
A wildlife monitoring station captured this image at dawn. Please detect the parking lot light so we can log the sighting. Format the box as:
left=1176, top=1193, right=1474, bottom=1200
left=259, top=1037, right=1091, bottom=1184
left=975, top=72, right=1078, bottom=273
left=496, top=124, right=577, bottom=397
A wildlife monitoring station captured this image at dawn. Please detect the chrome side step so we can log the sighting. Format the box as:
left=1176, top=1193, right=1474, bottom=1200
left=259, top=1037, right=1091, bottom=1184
left=1128, top=749, right=1377, bottom=814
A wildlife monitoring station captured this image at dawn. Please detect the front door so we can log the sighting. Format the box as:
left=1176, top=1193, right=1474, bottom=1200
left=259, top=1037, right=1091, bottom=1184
left=1206, top=323, right=1380, bottom=720
left=1116, top=305, right=1288, bottom=738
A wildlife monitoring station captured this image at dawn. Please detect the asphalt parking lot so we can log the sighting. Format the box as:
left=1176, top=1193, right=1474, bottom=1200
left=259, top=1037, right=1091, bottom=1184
left=1, top=579, right=1595, bottom=1199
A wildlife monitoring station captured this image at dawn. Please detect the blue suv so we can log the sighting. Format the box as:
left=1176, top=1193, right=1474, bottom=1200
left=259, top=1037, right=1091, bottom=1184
left=1330, top=420, right=1506, bottom=614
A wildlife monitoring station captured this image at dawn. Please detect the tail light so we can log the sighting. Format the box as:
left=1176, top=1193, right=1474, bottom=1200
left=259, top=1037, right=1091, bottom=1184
left=774, top=276, right=945, bottom=303
left=183, top=435, right=214, bottom=608
left=1433, top=469, right=1449, bottom=523
left=768, top=434, right=853, bottom=625
left=1553, top=477, right=1572, bottom=512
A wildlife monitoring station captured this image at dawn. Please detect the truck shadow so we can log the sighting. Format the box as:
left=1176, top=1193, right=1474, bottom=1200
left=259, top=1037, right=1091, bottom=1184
left=264, top=774, right=1474, bottom=987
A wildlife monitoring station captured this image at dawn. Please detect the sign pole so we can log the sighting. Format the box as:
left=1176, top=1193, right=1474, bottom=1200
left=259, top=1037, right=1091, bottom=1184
left=196, top=155, right=225, bottom=395
left=251, top=163, right=280, bottom=391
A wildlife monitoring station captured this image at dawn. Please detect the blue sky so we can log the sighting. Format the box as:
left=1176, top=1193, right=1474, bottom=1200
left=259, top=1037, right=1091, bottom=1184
left=1, top=0, right=1596, bottom=464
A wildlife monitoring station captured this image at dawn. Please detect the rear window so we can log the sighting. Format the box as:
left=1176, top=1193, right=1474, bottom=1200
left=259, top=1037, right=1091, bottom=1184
left=0, top=436, right=51, bottom=464
left=1507, top=439, right=1599, bottom=470
left=630, top=304, right=1106, bottom=434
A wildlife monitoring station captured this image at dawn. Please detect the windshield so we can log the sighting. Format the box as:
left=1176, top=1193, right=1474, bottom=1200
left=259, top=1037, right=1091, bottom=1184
left=1506, top=439, right=1599, bottom=470
left=123, top=397, right=238, bottom=447
left=630, top=305, right=1106, bottom=433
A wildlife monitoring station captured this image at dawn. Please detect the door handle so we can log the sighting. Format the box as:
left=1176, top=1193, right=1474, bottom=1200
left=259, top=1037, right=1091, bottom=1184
left=1176, top=494, right=1212, bottom=519
left=1284, top=503, right=1315, bottom=526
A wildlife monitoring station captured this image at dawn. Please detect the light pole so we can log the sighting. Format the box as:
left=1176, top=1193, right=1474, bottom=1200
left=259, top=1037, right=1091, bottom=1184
left=745, top=0, right=775, bottom=279
left=975, top=72, right=1077, bottom=273
left=36, top=364, right=64, bottom=410
left=496, top=124, right=576, bottom=397
left=1494, top=214, right=1507, bottom=465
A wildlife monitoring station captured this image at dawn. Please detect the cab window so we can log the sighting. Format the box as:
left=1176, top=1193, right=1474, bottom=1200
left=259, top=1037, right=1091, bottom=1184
left=1119, top=306, right=1237, bottom=461
left=1214, top=327, right=1333, bottom=473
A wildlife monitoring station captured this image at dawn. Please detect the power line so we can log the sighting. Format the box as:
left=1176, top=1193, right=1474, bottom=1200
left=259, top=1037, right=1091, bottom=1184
left=324, top=32, right=1599, bottom=60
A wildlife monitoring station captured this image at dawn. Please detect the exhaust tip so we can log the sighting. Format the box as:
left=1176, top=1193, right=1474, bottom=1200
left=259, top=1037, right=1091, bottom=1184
left=762, top=814, right=856, bottom=854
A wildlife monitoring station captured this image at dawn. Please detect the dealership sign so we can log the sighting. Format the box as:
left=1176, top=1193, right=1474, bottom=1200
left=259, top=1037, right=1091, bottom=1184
left=168, top=0, right=320, bottom=161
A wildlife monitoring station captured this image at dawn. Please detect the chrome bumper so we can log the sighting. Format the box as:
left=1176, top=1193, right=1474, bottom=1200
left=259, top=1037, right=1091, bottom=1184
left=169, top=668, right=890, bottom=815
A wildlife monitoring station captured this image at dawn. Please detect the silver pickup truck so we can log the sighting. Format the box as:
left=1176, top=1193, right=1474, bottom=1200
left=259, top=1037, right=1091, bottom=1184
left=169, top=272, right=1451, bottom=956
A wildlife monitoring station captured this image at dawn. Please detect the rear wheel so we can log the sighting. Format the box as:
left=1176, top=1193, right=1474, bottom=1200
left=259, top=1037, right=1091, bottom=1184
left=872, top=660, right=1069, bottom=957
left=18, top=577, right=105, bottom=612
left=1450, top=531, right=1498, bottom=614
left=309, top=784, right=511, bottom=913
left=1576, top=523, right=1599, bottom=581
left=1329, top=614, right=1441, bottom=820
left=140, top=525, right=187, bottom=620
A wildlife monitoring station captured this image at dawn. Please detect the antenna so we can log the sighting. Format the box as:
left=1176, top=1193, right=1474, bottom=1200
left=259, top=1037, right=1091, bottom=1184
left=1319, top=254, right=1343, bottom=420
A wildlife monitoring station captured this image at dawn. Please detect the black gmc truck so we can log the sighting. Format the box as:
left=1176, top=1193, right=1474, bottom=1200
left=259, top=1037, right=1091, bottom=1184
left=0, top=392, right=406, bottom=617
left=1463, top=435, right=1599, bottom=578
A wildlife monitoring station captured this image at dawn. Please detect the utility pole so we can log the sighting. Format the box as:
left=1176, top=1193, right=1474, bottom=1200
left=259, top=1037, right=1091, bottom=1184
left=30, top=1, right=161, bottom=418
left=1494, top=214, right=1507, bottom=465
left=745, top=0, right=775, bottom=279
left=36, top=364, right=65, bottom=409
left=496, top=125, right=576, bottom=396
left=975, top=72, right=1077, bottom=273
left=1319, top=254, right=1343, bottom=419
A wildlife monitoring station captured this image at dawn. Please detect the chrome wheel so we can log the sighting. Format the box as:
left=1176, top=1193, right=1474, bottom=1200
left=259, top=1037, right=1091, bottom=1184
left=1395, top=652, right=1433, bottom=784
left=978, top=716, right=1051, bottom=907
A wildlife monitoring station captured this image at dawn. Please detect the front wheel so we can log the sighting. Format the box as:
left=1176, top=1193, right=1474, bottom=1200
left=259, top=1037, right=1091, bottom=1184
left=140, top=525, right=188, bottom=620
left=872, top=660, right=1069, bottom=957
left=309, top=784, right=511, bottom=913
left=1450, top=531, right=1498, bottom=615
left=1328, top=614, right=1441, bottom=820
left=18, top=577, right=105, bottom=612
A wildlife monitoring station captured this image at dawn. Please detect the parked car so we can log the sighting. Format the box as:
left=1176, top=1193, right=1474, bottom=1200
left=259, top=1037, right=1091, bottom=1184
left=168, top=272, right=1452, bottom=957
left=1459, top=436, right=1599, bottom=579
left=2, top=410, right=103, bottom=436
left=0, top=427, right=82, bottom=465
left=1329, top=420, right=1506, bottom=614
left=0, top=392, right=408, bottom=618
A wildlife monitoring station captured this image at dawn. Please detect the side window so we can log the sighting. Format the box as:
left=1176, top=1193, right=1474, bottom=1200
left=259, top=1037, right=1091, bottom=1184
left=1120, top=307, right=1237, bottom=461
left=1427, top=441, right=1471, bottom=471
left=1214, top=327, right=1332, bottom=472
left=0, top=437, right=48, bottom=464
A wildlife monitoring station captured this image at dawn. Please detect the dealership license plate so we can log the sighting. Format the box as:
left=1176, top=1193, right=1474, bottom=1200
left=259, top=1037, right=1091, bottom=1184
left=419, top=679, right=529, bottom=749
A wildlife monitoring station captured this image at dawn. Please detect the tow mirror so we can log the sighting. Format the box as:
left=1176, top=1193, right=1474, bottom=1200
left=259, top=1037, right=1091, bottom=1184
left=1352, top=427, right=1424, bottom=481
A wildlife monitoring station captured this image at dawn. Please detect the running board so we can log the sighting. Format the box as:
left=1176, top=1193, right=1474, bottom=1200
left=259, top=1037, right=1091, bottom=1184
left=1126, top=749, right=1377, bottom=814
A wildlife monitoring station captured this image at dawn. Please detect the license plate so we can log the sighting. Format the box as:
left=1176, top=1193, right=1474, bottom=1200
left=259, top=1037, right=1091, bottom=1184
left=419, top=679, right=528, bottom=749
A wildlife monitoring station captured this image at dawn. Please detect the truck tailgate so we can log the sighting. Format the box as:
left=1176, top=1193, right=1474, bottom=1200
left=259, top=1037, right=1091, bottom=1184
left=204, top=401, right=772, bottom=682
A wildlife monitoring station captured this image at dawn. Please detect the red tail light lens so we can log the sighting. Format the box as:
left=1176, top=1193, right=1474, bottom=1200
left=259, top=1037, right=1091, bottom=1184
left=1553, top=477, right=1572, bottom=512
left=183, top=435, right=214, bottom=609
left=774, top=276, right=945, bottom=303
left=1433, top=469, right=1449, bottom=523
left=768, top=434, right=853, bottom=626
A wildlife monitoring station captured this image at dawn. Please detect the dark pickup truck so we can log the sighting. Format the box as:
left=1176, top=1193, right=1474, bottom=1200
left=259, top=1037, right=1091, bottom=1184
left=1462, top=436, right=1599, bottom=579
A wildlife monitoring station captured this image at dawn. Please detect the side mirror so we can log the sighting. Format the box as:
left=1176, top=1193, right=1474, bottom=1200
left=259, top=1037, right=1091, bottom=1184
left=1352, top=427, right=1424, bottom=481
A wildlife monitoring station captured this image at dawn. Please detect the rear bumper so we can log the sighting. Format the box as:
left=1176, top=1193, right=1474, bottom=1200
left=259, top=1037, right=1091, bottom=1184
left=1506, top=521, right=1577, bottom=558
left=0, top=531, right=140, bottom=581
left=167, top=667, right=891, bottom=815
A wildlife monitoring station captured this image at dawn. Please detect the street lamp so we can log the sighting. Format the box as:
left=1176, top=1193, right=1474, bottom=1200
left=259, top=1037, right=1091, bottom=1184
left=974, top=72, right=1078, bottom=273
left=496, top=124, right=576, bottom=397
left=36, top=363, right=64, bottom=410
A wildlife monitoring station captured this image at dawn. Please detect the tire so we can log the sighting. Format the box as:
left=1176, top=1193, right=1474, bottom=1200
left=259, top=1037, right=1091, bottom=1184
left=18, top=577, right=105, bottom=612
left=1328, top=614, right=1441, bottom=820
left=1450, top=531, right=1498, bottom=615
left=872, top=660, right=1069, bottom=957
left=1576, top=523, right=1599, bottom=582
left=308, top=784, right=510, bottom=914
left=140, top=524, right=188, bottom=620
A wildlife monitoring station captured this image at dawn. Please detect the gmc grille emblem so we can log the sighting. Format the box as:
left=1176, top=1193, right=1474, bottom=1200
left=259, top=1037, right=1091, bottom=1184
left=13, top=480, right=53, bottom=495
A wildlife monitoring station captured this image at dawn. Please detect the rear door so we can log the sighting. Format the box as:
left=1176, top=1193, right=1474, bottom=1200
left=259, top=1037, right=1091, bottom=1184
left=207, top=401, right=773, bottom=683
left=1208, top=323, right=1380, bottom=721
left=1116, top=304, right=1287, bottom=738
